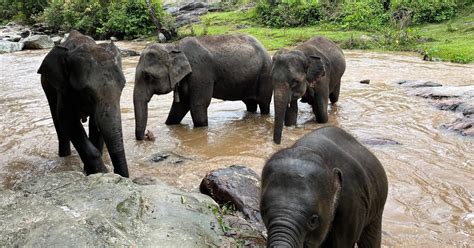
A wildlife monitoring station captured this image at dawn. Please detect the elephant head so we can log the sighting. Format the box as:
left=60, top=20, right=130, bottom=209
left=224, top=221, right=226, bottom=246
left=38, top=41, right=129, bottom=177
left=261, top=149, right=342, bottom=247
left=271, top=49, right=326, bottom=144
left=133, top=43, right=192, bottom=140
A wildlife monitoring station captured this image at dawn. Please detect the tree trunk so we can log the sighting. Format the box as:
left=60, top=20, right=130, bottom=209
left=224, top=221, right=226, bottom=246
left=145, top=0, right=166, bottom=41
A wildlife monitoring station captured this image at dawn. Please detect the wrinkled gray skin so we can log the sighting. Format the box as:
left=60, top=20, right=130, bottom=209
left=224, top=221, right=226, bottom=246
left=133, top=34, right=273, bottom=140
left=261, top=126, right=388, bottom=248
left=37, top=30, right=129, bottom=177
left=272, top=36, right=346, bottom=144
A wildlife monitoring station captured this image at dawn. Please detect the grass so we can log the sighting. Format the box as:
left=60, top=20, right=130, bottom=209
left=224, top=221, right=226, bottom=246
left=415, top=11, right=474, bottom=63
left=178, top=8, right=474, bottom=63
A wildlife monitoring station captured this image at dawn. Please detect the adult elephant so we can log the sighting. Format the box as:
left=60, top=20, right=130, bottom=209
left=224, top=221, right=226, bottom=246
left=261, top=126, right=388, bottom=247
left=272, top=36, right=346, bottom=144
left=133, top=34, right=273, bottom=140
left=37, top=30, right=129, bottom=177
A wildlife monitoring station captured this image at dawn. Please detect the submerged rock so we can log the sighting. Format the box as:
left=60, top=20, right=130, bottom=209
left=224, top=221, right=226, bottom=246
left=22, top=35, right=54, bottom=49
left=120, top=48, right=140, bottom=57
left=0, top=172, right=227, bottom=247
left=397, top=80, right=474, bottom=137
left=200, top=165, right=262, bottom=224
left=361, top=137, right=402, bottom=146
left=395, top=80, right=443, bottom=88
left=442, top=117, right=474, bottom=136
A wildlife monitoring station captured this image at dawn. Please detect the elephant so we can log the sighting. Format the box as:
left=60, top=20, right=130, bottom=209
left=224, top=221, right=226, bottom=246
left=261, top=126, right=388, bottom=248
left=37, top=30, right=129, bottom=177
left=133, top=34, right=273, bottom=140
left=272, top=36, right=346, bottom=144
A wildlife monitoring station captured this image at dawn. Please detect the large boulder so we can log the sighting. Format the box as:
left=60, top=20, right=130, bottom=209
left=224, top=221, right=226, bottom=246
left=0, top=172, right=227, bottom=247
left=22, top=35, right=54, bottom=49
left=0, top=40, right=24, bottom=53
left=200, top=165, right=262, bottom=224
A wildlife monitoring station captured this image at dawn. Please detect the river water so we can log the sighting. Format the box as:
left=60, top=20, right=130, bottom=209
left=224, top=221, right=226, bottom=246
left=0, top=41, right=472, bottom=247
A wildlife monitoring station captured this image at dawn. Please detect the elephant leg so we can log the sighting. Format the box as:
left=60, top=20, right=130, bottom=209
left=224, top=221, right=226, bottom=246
left=89, top=115, right=104, bottom=154
left=312, top=89, right=329, bottom=123
left=284, top=98, right=298, bottom=126
left=190, top=102, right=209, bottom=127
left=243, top=99, right=257, bottom=113
left=356, top=215, right=383, bottom=248
left=165, top=100, right=190, bottom=125
left=329, top=81, right=341, bottom=104
left=57, top=97, right=107, bottom=175
left=189, top=83, right=212, bottom=127
left=257, top=73, right=272, bottom=115
left=41, top=81, right=71, bottom=157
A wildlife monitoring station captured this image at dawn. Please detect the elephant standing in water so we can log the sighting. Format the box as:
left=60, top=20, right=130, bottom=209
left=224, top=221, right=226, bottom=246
left=37, top=30, right=129, bottom=177
left=272, top=36, right=346, bottom=144
left=261, top=126, right=388, bottom=248
left=133, top=34, right=273, bottom=140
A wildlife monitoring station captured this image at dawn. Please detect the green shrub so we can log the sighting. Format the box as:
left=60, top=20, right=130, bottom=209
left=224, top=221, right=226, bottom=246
left=392, top=0, right=457, bottom=24
left=41, top=0, right=169, bottom=40
left=338, top=0, right=389, bottom=30
left=0, top=0, right=48, bottom=24
left=256, top=1, right=321, bottom=27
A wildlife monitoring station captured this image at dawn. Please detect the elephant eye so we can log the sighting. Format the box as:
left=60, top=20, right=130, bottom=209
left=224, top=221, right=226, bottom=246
left=308, top=214, right=320, bottom=230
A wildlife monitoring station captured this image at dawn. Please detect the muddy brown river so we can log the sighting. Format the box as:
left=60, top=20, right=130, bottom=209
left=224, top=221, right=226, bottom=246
left=0, top=41, right=473, bottom=247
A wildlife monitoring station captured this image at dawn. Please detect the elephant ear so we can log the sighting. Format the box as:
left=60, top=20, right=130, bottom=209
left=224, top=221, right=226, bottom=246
left=166, top=47, right=192, bottom=88
left=37, top=46, right=69, bottom=91
left=331, top=168, right=343, bottom=210
left=307, top=55, right=326, bottom=82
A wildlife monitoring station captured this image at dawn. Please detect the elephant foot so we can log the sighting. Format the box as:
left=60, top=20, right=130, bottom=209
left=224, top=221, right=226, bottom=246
left=84, top=161, right=108, bottom=175
left=59, top=149, right=71, bottom=157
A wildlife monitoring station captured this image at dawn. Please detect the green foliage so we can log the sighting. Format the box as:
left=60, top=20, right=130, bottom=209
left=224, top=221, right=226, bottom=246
left=256, top=1, right=321, bottom=27
left=209, top=202, right=235, bottom=233
left=392, top=0, right=458, bottom=24
left=0, top=0, right=48, bottom=24
left=338, top=0, right=389, bottom=30
left=40, top=0, right=169, bottom=39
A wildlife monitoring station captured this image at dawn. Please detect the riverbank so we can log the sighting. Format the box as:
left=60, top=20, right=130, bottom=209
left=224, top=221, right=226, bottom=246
left=178, top=8, right=474, bottom=64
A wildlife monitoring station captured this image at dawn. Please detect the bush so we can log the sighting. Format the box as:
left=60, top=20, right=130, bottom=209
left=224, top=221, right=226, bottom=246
left=0, top=0, right=48, bottom=24
left=256, top=2, right=321, bottom=28
left=41, top=0, right=169, bottom=40
left=392, top=0, right=457, bottom=24
left=338, top=0, right=389, bottom=30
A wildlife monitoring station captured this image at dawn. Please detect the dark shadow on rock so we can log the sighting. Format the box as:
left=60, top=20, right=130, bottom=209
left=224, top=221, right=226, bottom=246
left=441, top=117, right=474, bottom=136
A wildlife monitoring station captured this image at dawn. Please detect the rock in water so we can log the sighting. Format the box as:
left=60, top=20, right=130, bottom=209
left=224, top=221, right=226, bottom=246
left=0, top=40, right=24, bottom=53
left=361, top=137, right=402, bottom=146
left=0, top=172, right=225, bottom=247
left=200, top=165, right=262, bottom=224
left=22, top=35, right=54, bottom=49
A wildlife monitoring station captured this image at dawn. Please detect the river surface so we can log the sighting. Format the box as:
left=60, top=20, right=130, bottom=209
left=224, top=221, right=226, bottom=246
left=0, top=41, right=473, bottom=247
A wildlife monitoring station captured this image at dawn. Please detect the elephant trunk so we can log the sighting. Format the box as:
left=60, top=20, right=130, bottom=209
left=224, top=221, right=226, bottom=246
left=96, top=100, right=129, bottom=177
left=266, top=218, right=302, bottom=248
left=273, top=84, right=291, bottom=144
left=134, top=87, right=152, bottom=141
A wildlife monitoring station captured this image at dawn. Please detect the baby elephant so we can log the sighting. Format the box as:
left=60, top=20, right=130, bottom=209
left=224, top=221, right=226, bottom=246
left=272, top=36, right=346, bottom=144
left=261, top=126, right=388, bottom=248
